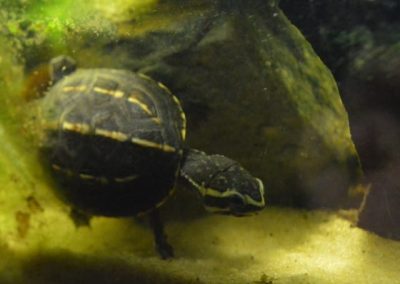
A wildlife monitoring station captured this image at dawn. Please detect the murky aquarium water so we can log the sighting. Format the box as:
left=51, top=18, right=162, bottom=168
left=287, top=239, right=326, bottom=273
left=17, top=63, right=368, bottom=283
left=0, top=0, right=399, bottom=283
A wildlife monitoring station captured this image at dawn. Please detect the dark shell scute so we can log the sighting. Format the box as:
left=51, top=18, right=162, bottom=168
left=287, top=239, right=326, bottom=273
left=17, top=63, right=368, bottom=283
left=40, top=68, right=185, bottom=216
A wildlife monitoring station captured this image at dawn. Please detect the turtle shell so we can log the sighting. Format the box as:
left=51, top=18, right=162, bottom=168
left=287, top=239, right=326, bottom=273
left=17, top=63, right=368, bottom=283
left=39, top=68, right=186, bottom=216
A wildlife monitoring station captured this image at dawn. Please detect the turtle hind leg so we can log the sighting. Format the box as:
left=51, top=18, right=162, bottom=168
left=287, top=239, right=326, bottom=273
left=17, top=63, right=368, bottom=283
left=69, top=208, right=92, bottom=228
left=148, top=209, right=174, bottom=259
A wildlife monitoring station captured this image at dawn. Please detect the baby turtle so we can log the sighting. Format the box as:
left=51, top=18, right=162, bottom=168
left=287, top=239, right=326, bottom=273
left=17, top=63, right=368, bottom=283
left=38, top=55, right=265, bottom=258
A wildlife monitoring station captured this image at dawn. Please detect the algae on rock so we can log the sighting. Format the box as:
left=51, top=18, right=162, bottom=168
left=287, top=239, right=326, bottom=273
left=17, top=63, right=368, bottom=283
left=99, top=0, right=362, bottom=207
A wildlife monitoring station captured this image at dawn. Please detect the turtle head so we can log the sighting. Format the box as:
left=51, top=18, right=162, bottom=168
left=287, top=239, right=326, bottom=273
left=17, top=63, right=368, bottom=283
left=49, top=55, right=77, bottom=83
left=180, top=149, right=265, bottom=216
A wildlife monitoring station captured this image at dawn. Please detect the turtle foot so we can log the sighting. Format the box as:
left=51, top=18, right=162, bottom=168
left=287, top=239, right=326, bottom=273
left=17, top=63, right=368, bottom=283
left=149, top=209, right=174, bottom=259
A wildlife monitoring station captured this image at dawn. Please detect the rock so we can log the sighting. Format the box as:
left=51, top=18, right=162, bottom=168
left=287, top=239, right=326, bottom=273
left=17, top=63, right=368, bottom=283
left=100, top=0, right=362, bottom=208
left=280, top=0, right=400, bottom=238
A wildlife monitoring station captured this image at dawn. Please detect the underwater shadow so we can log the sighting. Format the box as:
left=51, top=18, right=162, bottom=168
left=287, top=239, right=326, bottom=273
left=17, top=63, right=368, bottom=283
left=20, top=250, right=191, bottom=284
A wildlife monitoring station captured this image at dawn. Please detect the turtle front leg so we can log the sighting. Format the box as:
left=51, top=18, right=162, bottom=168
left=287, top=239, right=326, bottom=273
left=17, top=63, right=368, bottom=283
left=148, top=209, right=174, bottom=259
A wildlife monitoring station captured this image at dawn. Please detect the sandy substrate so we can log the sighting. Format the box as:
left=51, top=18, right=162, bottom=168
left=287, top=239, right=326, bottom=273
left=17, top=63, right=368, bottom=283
left=1, top=205, right=399, bottom=284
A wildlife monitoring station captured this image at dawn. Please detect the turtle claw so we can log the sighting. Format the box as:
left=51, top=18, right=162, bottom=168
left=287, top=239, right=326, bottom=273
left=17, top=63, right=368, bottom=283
left=157, top=241, right=174, bottom=260
left=149, top=209, right=174, bottom=259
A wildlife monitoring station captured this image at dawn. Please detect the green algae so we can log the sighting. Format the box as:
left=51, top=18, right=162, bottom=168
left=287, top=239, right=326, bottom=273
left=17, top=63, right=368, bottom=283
left=0, top=1, right=389, bottom=283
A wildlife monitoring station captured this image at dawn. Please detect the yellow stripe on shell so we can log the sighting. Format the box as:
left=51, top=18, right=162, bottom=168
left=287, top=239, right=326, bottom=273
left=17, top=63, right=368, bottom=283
left=136, top=73, right=186, bottom=141
left=93, top=84, right=154, bottom=116
left=151, top=117, right=162, bottom=124
left=94, top=128, right=128, bottom=142
left=114, top=175, right=139, bottom=183
left=62, top=85, right=87, bottom=92
left=51, top=164, right=62, bottom=171
left=127, top=96, right=154, bottom=116
left=152, top=186, right=176, bottom=210
left=171, top=95, right=186, bottom=141
left=50, top=121, right=176, bottom=152
left=94, top=87, right=124, bottom=98
left=157, top=81, right=172, bottom=94
left=204, top=205, right=231, bottom=214
left=62, top=122, right=91, bottom=134
left=52, top=164, right=140, bottom=184
left=51, top=164, right=76, bottom=178
left=131, top=137, right=176, bottom=152
left=137, top=168, right=179, bottom=216
left=79, top=173, right=95, bottom=180
left=180, top=125, right=187, bottom=141
left=137, top=73, right=153, bottom=81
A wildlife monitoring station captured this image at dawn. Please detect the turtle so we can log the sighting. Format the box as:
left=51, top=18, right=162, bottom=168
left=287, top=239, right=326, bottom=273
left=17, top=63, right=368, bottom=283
left=38, top=55, right=265, bottom=259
